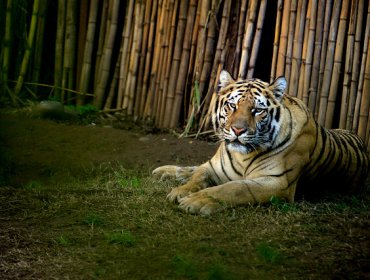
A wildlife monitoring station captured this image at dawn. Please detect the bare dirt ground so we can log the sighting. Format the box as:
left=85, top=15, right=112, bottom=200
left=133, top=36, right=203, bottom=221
left=0, top=112, right=216, bottom=187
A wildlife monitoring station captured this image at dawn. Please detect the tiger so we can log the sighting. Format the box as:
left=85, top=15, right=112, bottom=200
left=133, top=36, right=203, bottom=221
left=153, top=70, right=369, bottom=215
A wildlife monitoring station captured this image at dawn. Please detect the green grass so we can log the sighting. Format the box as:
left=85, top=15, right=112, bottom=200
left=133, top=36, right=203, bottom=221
left=0, top=165, right=369, bottom=279
left=106, top=230, right=136, bottom=247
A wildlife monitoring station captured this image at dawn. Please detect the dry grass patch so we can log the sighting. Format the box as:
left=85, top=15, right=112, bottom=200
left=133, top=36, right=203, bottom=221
left=0, top=165, right=369, bottom=279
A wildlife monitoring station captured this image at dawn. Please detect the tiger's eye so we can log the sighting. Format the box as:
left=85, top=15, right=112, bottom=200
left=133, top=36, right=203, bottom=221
left=252, top=108, right=265, bottom=115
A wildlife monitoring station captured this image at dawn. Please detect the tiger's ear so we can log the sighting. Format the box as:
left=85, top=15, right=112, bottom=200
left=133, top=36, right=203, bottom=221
left=269, top=76, right=287, bottom=101
left=219, top=70, right=235, bottom=89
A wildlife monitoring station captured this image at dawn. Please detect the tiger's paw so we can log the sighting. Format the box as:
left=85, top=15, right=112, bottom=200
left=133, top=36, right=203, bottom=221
left=166, top=184, right=201, bottom=203
left=153, top=165, right=197, bottom=183
left=178, top=191, right=223, bottom=216
left=152, top=165, right=179, bottom=181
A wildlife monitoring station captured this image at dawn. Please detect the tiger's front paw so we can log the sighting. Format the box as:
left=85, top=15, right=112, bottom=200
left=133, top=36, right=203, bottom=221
left=152, top=165, right=179, bottom=181
left=178, top=190, right=223, bottom=216
left=166, top=184, right=201, bottom=203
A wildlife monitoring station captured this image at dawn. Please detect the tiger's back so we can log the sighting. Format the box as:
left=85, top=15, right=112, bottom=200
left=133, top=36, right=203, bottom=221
left=300, top=122, right=369, bottom=195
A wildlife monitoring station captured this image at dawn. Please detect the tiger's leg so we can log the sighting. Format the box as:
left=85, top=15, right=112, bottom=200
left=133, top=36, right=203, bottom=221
left=152, top=165, right=199, bottom=183
left=178, top=177, right=295, bottom=215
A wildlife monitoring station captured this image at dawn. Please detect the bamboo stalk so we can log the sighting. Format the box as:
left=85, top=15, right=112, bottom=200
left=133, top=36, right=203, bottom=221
left=200, top=39, right=230, bottom=131
left=139, top=0, right=158, bottom=116
left=367, top=106, right=370, bottom=150
left=156, top=0, right=172, bottom=124
left=302, top=0, right=318, bottom=106
left=104, top=49, right=121, bottom=109
left=94, top=0, right=120, bottom=109
left=297, top=1, right=310, bottom=101
left=201, top=0, right=232, bottom=117
left=153, top=0, right=170, bottom=124
left=357, top=32, right=370, bottom=139
left=2, top=0, right=12, bottom=88
left=198, top=1, right=232, bottom=131
left=61, top=0, right=77, bottom=103
left=162, top=1, right=189, bottom=127
left=151, top=0, right=167, bottom=120
left=134, top=0, right=152, bottom=117
left=78, top=0, right=99, bottom=105
left=116, top=0, right=134, bottom=108
left=197, top=1, right=216, bottom=109
left=54, top=0, right=66, bottom=99
left=183, top=0, right=201, bottom=121
left=275, top=0, right=291, bottom=78
left=325, top=0, right=349, bottom=128
left=76, top=0, right=88, bottom=95
left=247, top=0, right=267, bottom=78
left=282, top=0, right=298, bottom=86
left=317, top=0, right=341, bottom=125
left=346, top=0, right=365, bottom=130
left=169, top=0, right=198, bottom=128
left=270, top=0, right=283, bottom=82
left=194, top=0, right=211, bottom=86
left=233, top=0, right=247, bottom=78
left=158, top=0, right=178, bottom=126
left=314, top=0, right=333, bottom=119
left=238, top=0, right=258, bottom=79
left=339, top=0, right=358, bottom=128
left=14, top=0, right=40, bottom=96
left=308, top=0, right=325, bottom=113
left=353, top=4, right=370, bottom=132
left=144, top=0, right=165, bottom=118
left=94, top=0, right=108, bottom=91
left=31, top=0, right=47, bottom=90
left=127, top=1, right=145, bottom=115
left=288, top=0, right=307, bottom=97
left=224, top=1, right=239, bottom=73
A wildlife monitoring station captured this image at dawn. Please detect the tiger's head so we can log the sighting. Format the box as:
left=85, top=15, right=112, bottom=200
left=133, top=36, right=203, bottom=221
left=212, top=70, right=287, bottom=154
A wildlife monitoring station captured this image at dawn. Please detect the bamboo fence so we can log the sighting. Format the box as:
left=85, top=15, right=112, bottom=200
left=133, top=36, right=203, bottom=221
left=1, top=0, right=370, bottom=149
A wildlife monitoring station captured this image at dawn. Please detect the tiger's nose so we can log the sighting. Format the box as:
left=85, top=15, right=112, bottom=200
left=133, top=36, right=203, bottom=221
left=231, top=126, right=247, bottom=136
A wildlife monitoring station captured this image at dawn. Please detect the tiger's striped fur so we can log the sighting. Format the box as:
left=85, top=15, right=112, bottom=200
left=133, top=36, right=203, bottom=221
left=153, top=70, right=369, bottom=215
